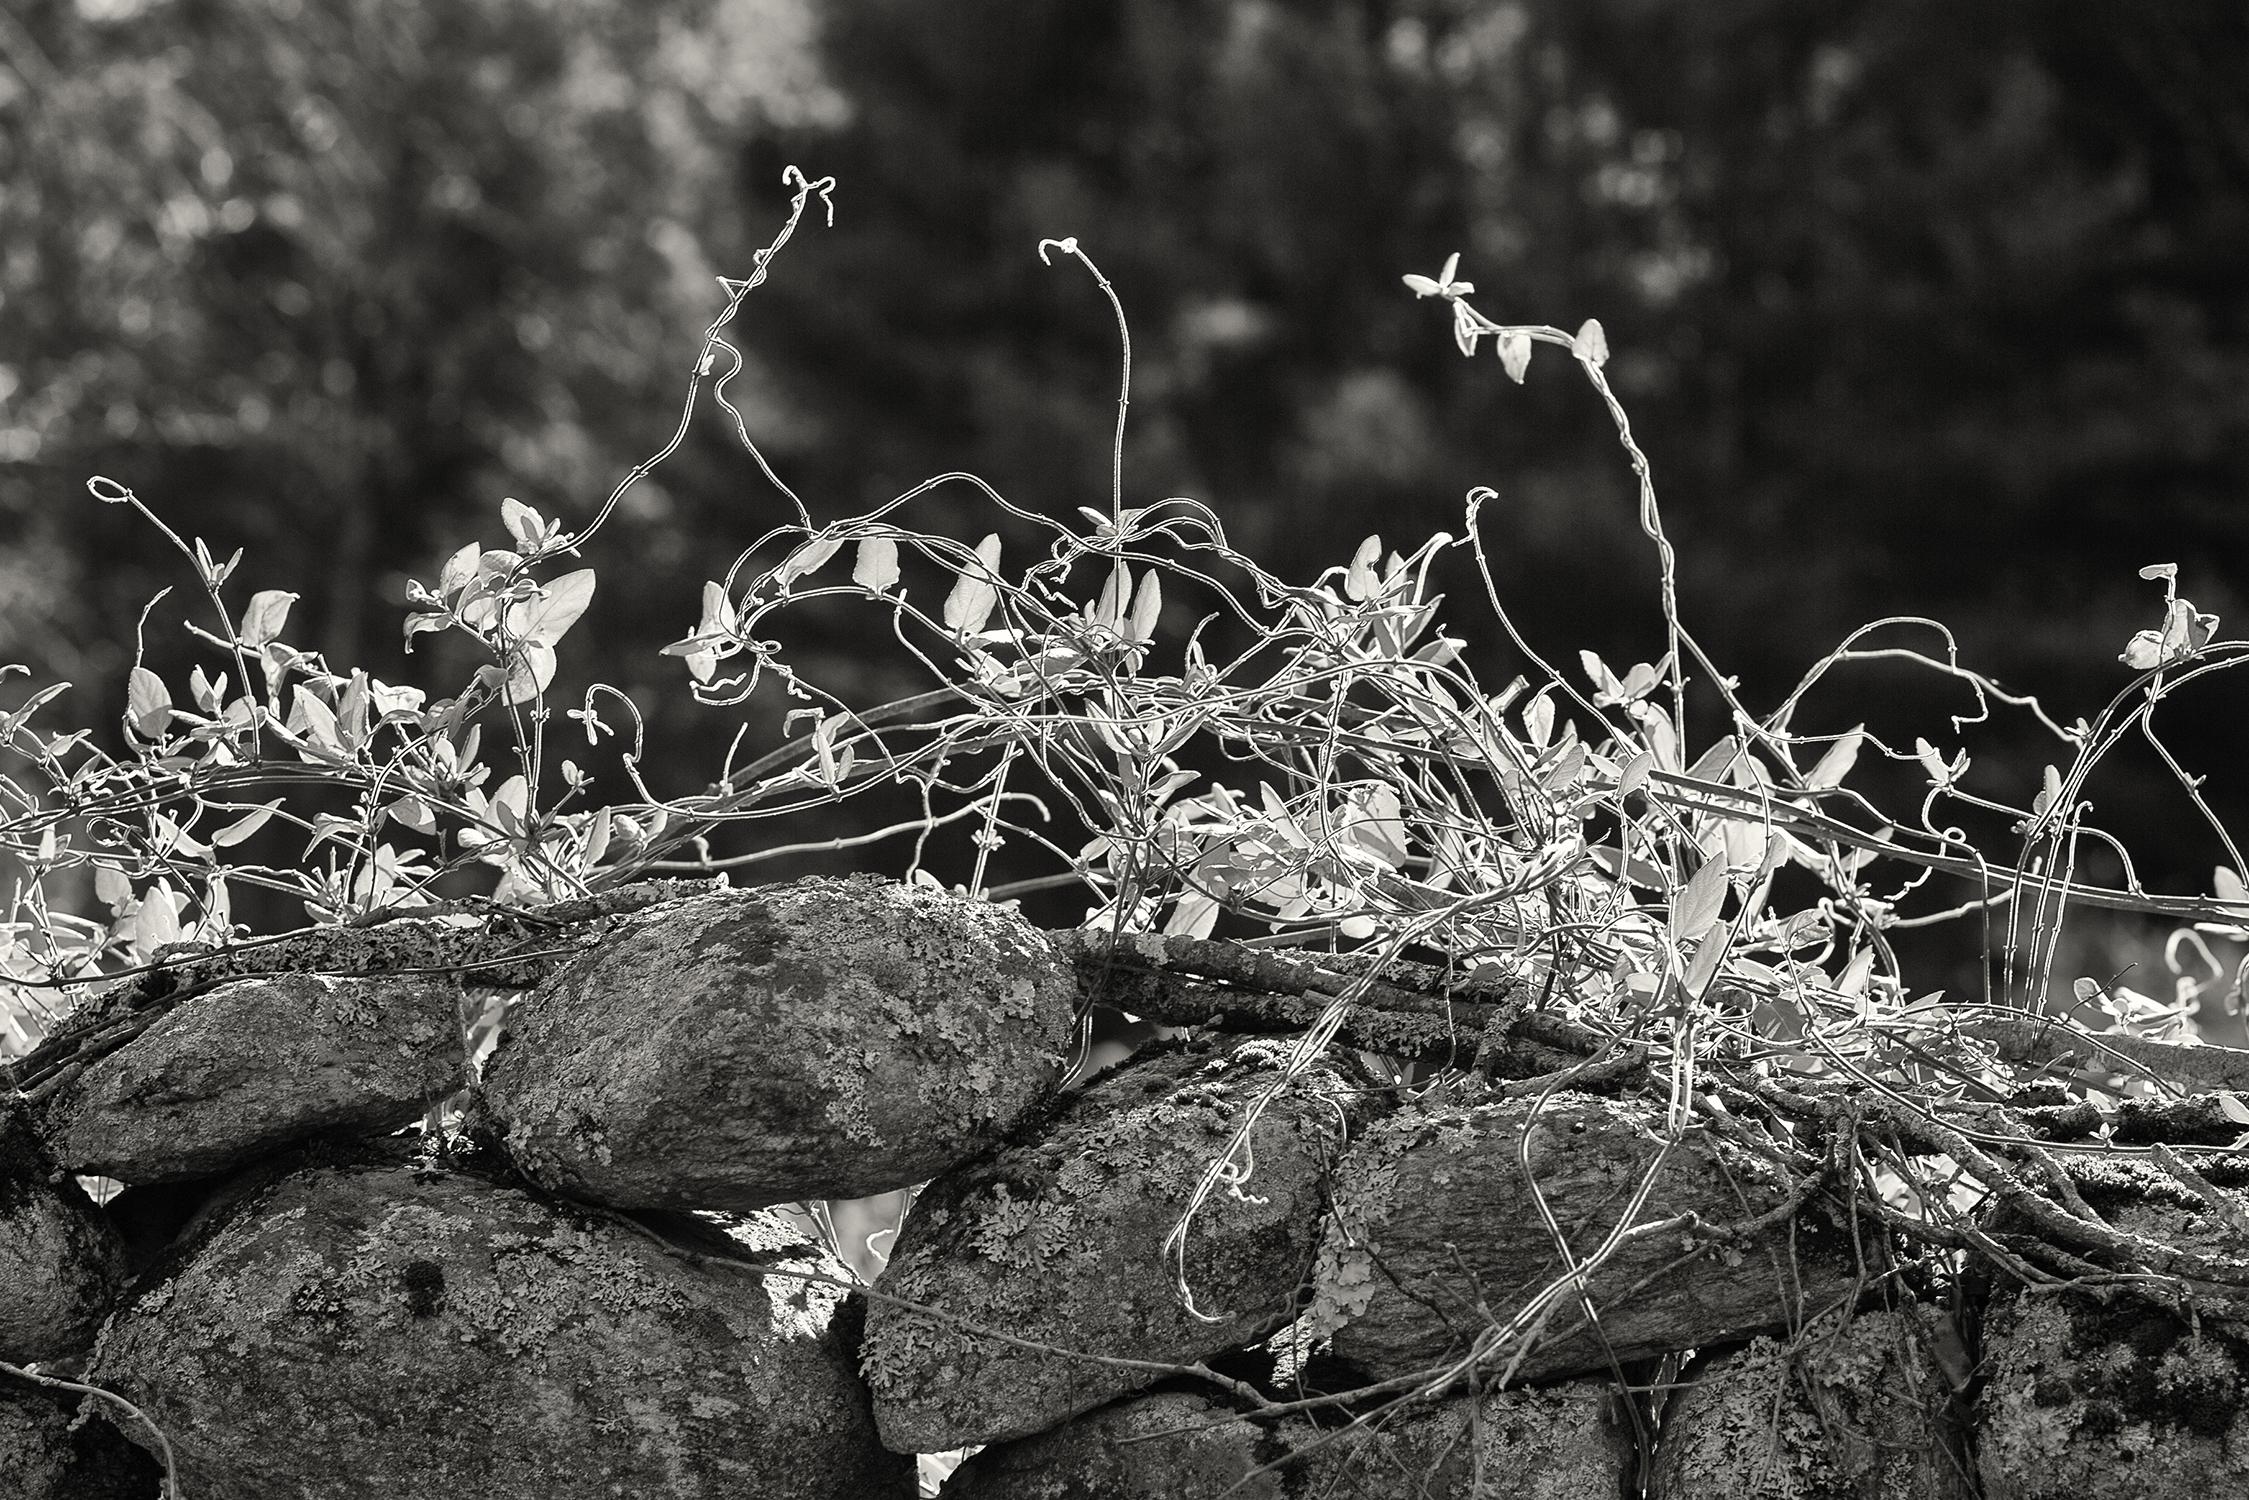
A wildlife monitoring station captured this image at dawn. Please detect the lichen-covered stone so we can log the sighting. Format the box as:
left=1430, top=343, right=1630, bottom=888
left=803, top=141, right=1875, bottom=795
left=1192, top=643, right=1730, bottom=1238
left=0, top=1097, right=127, bottom=1363
left=1975, top=1291, right=2249, bottom=1497
left=0, top=1377, right=163, bottom=1500
left=88, top=1146, right=908, bottom=1499
left=939, top=1391, right=1317, bottom=1499
left=1652, top=1307, right=1972, bottom=1499
left=862, top=1037, right=1364, bottom=1452
left=1309, top=1088, right=1856, bottom=1385
left=481, top=875, right=1075, bottom=1210
left=40, top=971, right=465, bottom=1182
left=1385, top=1378, right=1637, bottom=1497
left=943, top=1379, right=1632, bottom=1498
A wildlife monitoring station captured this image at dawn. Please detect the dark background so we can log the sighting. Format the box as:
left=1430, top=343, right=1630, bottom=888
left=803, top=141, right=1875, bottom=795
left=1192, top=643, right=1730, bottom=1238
left=4, top=0, right=2245, bottom=990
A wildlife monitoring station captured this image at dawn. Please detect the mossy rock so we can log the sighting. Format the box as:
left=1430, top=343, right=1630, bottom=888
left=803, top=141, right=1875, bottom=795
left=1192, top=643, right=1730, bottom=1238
left=862, top=1036, right=1367, bottom=1451
left=481, top=875, right=1076, bottom=1210
left=88, top=1146, right=907, bottom=1499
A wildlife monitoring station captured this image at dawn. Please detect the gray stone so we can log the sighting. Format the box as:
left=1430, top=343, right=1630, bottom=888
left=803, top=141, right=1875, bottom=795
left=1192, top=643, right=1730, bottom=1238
left=0, top=1378, right=162, bottom=1500
left=1, top=1098, right=127, bottom=1363
left=943, top=1379, right=1633, bottom=1499
left=1975, top=1291, right=2249, bottom=1497
left=1652, top=1307, right=1973, bottom=1499
left=1310, top=1088, right=1857, bottom=1384
left=89, top=1148, right=908, bottom=1499
left=481, top=875, right=1075, bottom=1210
left=862, top=1038, right=1361, bottom=1452
left=40, top=971, right=464, bottom=1182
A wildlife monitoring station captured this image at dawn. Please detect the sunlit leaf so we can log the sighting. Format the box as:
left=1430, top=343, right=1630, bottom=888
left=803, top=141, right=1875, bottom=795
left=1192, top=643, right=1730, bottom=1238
left=504, top=640, right=558, bottom=704
left=852, top=535, right=900, bottom=593
left=437, top=542, right=481, bottom=599
left=1498, top=332, right=1532, bottom=384
left=385, top=796, right=437, bottom=835
left=1683, top=924, right=1729, bottom=998
left=1914, top=737, right=1950, bottom=785
left=136, top=884, right=181, bottom=949
left=127, top=666, right=171, bottom=738
left=1094, top=562, right=1127, bottom=629
left=1579, top=650, right=1624, bottom=703
left=1805, top=727, right=1863, bottom=790
left=1127, top=569, right=1163, bottom=644
left=1670, top=851, right=1728, bottom=944
left=942, top=534, right=1004, bottom=635
left=1685, top=736, right=1739, bottom=783
left=500, top=497, right=544, bottom=546
left=775, top=536, right=842, bottom=590
left=509, top=569, right=596, bottom=647
left=1838, top=947, right=1877, bottom=999
left=211, top=800, right=283, bottom=847
left=94, top=864, right=133, bottom=912
left=1571, top=317, right=1609, bottom=368
left=1344, top=535, right=1383, bottom=602
left=240, top=589, right=298, bottom=648
left=1618, top=750, right=1656, bottom=802
left=292, top=687, right=342, bottom=756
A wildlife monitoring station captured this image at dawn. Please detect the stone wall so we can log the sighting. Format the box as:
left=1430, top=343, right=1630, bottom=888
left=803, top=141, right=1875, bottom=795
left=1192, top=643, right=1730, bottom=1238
left=4, top=875, right=2246, bottom=1498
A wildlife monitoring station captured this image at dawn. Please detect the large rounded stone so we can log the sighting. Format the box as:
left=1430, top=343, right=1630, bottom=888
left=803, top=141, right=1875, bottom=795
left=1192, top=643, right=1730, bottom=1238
left=0, top=1378, right=160, bottom=1500
left=0, top=1098, right=127, bottom=1363
left=943, top=1380, right=1632, bottom=1498
left=1309, top=1088, right=1858, bottom=1385
left=88, top=1146, right=908, bottom=1499
left=1652, top=1307, right=1972, bottom=1499
left=39, top=972, right=465, bottom=1182
left=481, top=876, right=1075, bottom=1210
left=862, top=1037, right=1363, bottom=1452
left=1976, top=1292, right=2249, bottom=1496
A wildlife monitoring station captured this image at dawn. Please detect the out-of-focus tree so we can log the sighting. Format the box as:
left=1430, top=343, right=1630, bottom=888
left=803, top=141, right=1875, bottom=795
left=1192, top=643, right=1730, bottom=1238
left=0, top=0, right=839, bottom=740
left=4, top=0, right=2244, bottom=916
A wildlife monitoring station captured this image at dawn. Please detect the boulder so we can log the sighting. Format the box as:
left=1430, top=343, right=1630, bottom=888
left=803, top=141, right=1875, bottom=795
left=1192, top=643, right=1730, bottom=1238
left=1975, top=1291, right=2249, bottom=1497
left=39, top=971, right=464, bottom=1182
left=1652, top=1306, right=1972, bottom=1498
left=0, top=1377, right=161, bottom=1500
left=943, top=1379, right=1632, bottom=1498
left=1310, top=1088, right=1857, bottom=1384
left=481, top=876, right=1075, bottom=1209
left=0, top=1098, right=127, bottom=1363
left=939, top=1391, right=1315, bottom=1499
left=89, top=1145, right=908, bottom=1499
left=862, top=1037, right=1363, bottom=1451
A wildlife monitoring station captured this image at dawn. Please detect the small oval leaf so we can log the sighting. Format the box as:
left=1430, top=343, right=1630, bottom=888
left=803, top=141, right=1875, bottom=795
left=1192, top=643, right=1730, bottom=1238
left=852, top=535, right=900, bottom=593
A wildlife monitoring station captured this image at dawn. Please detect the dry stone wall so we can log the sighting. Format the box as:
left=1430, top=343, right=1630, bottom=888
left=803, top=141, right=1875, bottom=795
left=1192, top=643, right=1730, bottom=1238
left=3, top=874, right=2245, bottom=1498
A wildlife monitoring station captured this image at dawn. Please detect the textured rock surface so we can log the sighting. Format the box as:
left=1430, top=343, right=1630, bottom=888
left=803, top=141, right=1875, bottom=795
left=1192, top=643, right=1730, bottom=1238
left=0, top=1378, right=162, bottom=1500
left=1652, top=1307, right=1972, bottom=1499
left=482, top=875, right=1075, bottom=1209
left=1366, top=1378, right=1637, bottom=1499
left=1310, top=1088, right=1857, bottom=1384
left=940, top=1391, right=1320, bottom=1499
left=0, top=1098, right=127, bottom=1363
left=40, top=971, right=464, bottom=1182
left=1975, top=1291, right=2249, bottom=1497
left=943, top=1380, right=1632, bottom=1499
left=862, top=1038, right=1362, bottom=1451
left=89, top=1146, right=908, bottom=1500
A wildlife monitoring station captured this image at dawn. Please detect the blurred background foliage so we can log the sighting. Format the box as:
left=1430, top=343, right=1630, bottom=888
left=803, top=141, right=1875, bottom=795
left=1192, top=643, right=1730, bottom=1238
left=3, top=0, right=2246, bottom=979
